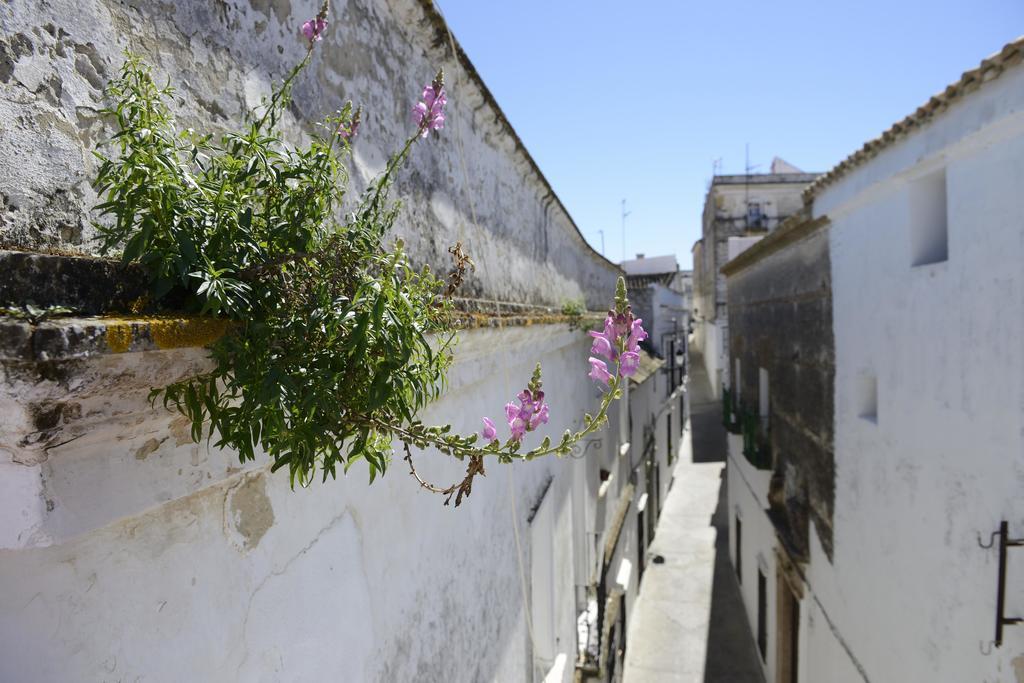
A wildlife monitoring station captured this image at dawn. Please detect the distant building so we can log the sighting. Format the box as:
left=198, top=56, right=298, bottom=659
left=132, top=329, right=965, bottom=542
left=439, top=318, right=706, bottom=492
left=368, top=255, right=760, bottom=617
left=692, top=163, right=819, bottom=397
left=722, top=37, right=1024, bottom=683
left=621, top=254, right=690, bottom=368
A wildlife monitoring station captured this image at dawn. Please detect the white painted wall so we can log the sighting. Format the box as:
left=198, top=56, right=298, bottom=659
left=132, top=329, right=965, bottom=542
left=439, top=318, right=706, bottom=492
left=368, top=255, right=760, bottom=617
left=697, top=319, right=725, bottom=399
left=0, top=324, right=626, bottom=682
left=648, top=284, right=687, bottom=358
left=809, top=61, right=1024, bottom=683
left=726, top=433, right=775, bottom=681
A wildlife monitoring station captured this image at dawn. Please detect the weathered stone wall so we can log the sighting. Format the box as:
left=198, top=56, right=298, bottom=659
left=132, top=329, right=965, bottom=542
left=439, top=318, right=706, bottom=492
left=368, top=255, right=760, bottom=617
left=0, top=0, right=618, bottom=308
left=726, top=224, right=835, bottom=559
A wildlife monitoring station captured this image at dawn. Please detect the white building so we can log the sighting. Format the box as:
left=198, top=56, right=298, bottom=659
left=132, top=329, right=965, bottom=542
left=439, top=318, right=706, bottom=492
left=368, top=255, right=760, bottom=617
left=622, top=253, right=690, bottom=363
left=722, top=36, right=1024, bottom=683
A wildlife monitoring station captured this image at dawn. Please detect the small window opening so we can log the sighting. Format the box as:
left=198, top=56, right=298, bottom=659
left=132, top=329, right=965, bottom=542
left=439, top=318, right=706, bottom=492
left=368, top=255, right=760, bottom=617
left=910, top=168, right=948, bottom=266
left=858, top=374, right=878, bottom=423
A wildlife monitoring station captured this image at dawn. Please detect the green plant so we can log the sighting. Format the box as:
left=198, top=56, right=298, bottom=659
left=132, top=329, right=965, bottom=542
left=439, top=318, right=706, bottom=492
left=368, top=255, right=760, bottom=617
left=0, top=304, right=74, bottom=324
left=91, top=10, right=644, bottom=503
left=561, top=299, right=585, bottom=331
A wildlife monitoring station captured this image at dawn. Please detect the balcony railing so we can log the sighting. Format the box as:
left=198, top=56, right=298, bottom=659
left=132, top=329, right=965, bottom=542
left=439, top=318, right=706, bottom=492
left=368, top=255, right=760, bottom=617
left=741, top=410, right=772, bottom=470
left=724, top=388, right=771, bottom=468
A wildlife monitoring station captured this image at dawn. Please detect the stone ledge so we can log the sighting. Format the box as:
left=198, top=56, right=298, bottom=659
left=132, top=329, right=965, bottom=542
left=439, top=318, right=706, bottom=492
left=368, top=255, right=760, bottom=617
left=0, top=315, right=233, bottom=362
left=0, top=311, right=598, bottom=363
left=0, top=249, right=150, bottom=315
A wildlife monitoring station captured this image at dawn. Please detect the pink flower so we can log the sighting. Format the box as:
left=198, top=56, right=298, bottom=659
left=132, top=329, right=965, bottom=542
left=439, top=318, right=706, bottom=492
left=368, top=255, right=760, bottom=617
left=481, top=417, right=497, bottom=442
left=610, top=311, right=632, bottom=339
left=626, top=318, right=647, bottom=352
left=505, top=402, right=519, bottom=424
left=336, top=122, right=356, bottom=140
left=619, top=351, right=641, bottom=377
left=337, top=107, right=361, bottom=141
left=412, top=83, right=447, bottom=137
left=588, top=329, right=615, bottom=359
left=529, top=403, right=549, bottom=430
left=509, top=417, right=527, bottom=442
left=301, top=16, right=328, bottom=42
left=588, top=357, right=613, bottom=385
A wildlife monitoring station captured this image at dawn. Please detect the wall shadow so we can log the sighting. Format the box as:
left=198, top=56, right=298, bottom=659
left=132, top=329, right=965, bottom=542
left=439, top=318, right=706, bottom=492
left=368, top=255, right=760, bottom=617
left=702, top=469, right=766, bottom=682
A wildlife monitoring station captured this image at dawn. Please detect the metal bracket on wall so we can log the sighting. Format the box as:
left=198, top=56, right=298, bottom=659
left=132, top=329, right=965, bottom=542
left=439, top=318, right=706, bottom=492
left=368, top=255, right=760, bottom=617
left=978, top=521, right=1024, bottom=647
left=569, top=437, right=603, bottom=459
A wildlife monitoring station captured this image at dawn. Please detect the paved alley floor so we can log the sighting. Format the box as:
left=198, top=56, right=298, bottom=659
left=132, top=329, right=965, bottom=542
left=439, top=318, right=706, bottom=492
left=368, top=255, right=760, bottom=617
left=623, top=352, right=764, bottom=683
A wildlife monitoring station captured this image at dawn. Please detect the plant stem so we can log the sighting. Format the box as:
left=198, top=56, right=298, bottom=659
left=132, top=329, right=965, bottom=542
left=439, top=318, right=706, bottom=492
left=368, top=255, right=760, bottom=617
left=255, top=46, right=314, bottom=133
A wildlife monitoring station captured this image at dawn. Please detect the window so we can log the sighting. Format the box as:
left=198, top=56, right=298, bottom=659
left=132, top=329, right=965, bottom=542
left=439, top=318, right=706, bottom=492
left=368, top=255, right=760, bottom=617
left=910, top=168, right=948, bottom=266
left=858, top=373, right=877, bottom=423
left=735, top=516, right=743, bottom=585
left=666, top=413, right=673, bottom=464
left=747, top=202, right=764, bottom=229
left=733, top=357, right=741, bottom=407
left=757, top=569, right=768, bottom=660
left=758, top=367, right=770, bottom=429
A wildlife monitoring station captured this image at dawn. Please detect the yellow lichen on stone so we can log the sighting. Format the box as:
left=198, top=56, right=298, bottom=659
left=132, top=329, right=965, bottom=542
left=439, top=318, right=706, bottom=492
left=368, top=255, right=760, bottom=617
left=149, top=317, right=230, bottom=349
left=105, top=321, right=134, bottom=353
left=127, top=295, right=149, bottom=314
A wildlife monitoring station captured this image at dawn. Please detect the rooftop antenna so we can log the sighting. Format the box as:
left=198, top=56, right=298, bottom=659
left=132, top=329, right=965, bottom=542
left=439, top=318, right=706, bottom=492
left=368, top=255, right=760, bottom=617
left=708, top=158, right=723, bottom=191
left=621, top=199, right=631, bottom=264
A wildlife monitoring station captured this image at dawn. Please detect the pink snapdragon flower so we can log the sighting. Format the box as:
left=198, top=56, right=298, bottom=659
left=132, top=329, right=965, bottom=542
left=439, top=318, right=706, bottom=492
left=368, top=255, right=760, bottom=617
left=505, top=401, right=528, bottom=441
left=588, top=357, right=613, bottom=385
left=412, top=76, right=447, bottom=137
left=588, top=318, right=617, bottom=360
left=490, top=371, right=549, bottom=444
left=626, top=318, right=647, bottom=352
left=337, top=106, right=361, bottom=140
left=619, top=351, right=641, bottom=377
left=610, top=311, right=633, bottom=338
left=503, top=387, right=548, bottom=442
left=585, top=297, right=648, bottom=384
left=529, top=403, right=549, bottom=430
left=301, top=16, right=328, bottom=42
left=481, top=417, right=498, bottom=442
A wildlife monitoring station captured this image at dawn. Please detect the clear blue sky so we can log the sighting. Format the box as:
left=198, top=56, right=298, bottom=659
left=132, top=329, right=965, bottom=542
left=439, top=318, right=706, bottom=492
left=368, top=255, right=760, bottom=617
left=434, top=0, right=1023, bottom=269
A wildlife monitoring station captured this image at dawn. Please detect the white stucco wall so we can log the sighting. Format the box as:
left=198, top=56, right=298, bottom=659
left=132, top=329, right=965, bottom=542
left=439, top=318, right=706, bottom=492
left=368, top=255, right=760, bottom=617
left=699, top=320, right=725, bottom=398
left=809, top=62, right=1024, bottom=683
left=0, top=323, right=620, bottom=682
left=726, top=433, right=774, bottom=681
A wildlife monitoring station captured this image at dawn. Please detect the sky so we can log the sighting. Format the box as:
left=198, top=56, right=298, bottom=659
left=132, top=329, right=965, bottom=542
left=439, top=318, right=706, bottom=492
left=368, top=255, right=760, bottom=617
left=433, top=0, right=1024, bottom=269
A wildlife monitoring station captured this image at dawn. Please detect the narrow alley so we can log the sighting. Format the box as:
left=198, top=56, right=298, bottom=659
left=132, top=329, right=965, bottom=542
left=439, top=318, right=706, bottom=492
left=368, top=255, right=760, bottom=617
left=624, top=351, right=763, bottom=683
